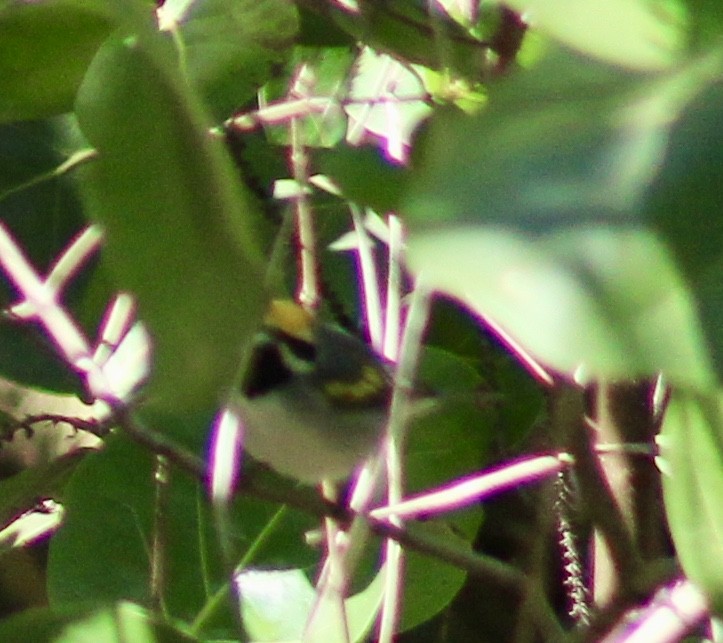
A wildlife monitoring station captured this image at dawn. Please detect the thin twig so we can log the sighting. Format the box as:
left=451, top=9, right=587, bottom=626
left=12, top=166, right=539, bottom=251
left=289, top=111, right=319, bottom=310
left=0, top=149, right=97, bottom=205
left=150, top=455, right=170, bottom=616
left=378, top=280, right=431, bottom=641
left=351, top=204, right=383, bottom=351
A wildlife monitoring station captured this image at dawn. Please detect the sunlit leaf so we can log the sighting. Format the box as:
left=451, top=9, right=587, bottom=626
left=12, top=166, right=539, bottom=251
left=504, top=0, right=685, bottom=70
left=238, top=569, right=315, bottom=641
left=0, top=602, right=195, bottom=643
left=660, top=390, right=723, bottom=612
left=238, top=566, right=383, bottom=642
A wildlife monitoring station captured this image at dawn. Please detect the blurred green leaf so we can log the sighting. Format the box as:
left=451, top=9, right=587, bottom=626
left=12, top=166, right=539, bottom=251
left=47, top=436, right=158, bottom=610
left=0, top=0, right=128, bottom=122
left=403, top=47, right=722, bottom=386
left=161, top=0, right=298, bottom=121
left=408, top=227, right=712, bottom=386
left=239, top=566, right=382, bottom=642
left=682, top=0, right=723, bottom=52
left=0, top=602, right=195, bottom=643
left=238, top=569, right=315, bottom=641
left=647, top=73, right=723, bottom=389
left=503, top=0, right=685, bottom=70
left=74, top=28, right=266, bottom=412
left=316, top=144, right=409, bottom=213
left=48, top=434, right=319, bottom=636
left=660, top=390, right=723, bottom=612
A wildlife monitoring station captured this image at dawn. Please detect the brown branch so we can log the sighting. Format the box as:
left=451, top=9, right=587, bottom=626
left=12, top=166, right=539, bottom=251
left=108, top=407, right=569, bottom=638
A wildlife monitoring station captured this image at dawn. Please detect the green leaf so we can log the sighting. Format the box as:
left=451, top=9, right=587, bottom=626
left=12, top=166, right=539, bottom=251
left=316, top=144, right=410, bottom=213
left=238, top=569, right=315, bottom=641
left=682, top=0, right=723, bottom=52
left=238, top=567, right=383, bottom=642
left=647, top=72, right=723, bottom=389
left=660, top=390, right=723, bottom=612
left=408, top=227, right=712, bottom=386
left=48, top=433, right=319, bottom=636
left=47, top=436, right=158, bottom=610
left=0, top=0, right=123, bottom=122
left=400, top=347, right=491, bottom=630
left=161, top=0, right=298, bottom=121
left=48, top=434, right=229, bottom=624
left=503, top=0, right=685, bottom=70
left=0, top=602, right=196, bottom=643
left=403, top=47, right=721, bottom=386
left=74, top=28, right=266, bottom=412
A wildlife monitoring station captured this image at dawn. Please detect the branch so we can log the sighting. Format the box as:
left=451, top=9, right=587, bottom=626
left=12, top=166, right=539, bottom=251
left=112, top=409, right=539, bottom=598
left=550, top=384, right=642, bottom=599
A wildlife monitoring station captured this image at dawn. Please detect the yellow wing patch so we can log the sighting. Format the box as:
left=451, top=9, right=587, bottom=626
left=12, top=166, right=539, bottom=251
left=323, top=365, right=387, bottom=404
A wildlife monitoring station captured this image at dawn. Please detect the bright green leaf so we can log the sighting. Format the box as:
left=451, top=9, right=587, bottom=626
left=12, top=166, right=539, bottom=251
left=238, top=566, right=383, bottom=642
left=0, top=602, right=195, bottom=643
left=504, top=0, right=685, bottom=70
left=660, top=390, right=723, bottom=612
left=238, top=569, right=315, bottom=641
left=407, top=227, right=713, bottom=386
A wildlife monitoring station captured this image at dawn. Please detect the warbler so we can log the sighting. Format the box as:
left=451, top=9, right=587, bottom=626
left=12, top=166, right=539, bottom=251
left=237, top=300, right=392, bottom=483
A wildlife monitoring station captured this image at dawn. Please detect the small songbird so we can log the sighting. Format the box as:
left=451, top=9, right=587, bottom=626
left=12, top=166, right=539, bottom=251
left=237, top=300, right=392, bottom=483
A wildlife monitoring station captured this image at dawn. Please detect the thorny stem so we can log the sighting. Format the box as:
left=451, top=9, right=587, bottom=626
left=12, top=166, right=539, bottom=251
left=554, top=470, right=591, bottom=627
left=550, top=385, right=642, bottom=609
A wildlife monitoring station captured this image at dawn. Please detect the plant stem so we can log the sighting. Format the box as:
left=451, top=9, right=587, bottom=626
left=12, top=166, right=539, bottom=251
left=150, top=455, right=170, bottom=617
left=550, top=384, right=641, bottom=606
